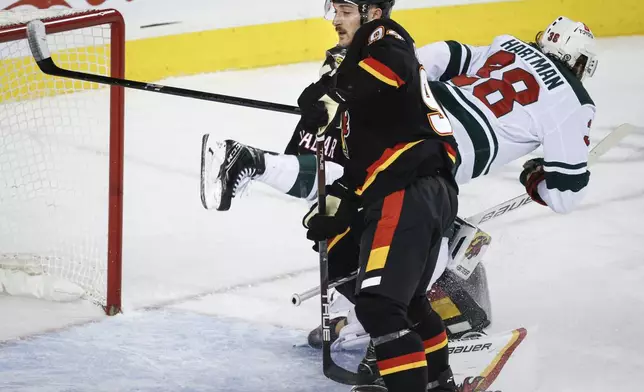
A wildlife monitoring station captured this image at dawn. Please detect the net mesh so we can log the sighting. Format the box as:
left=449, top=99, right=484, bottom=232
left=0, top=9, right=116, bottom=305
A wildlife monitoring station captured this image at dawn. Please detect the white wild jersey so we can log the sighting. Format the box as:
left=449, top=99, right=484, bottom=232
left=417, top=35, right=596, bottom=213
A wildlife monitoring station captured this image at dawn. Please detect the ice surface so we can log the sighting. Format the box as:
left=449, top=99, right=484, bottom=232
left=0, top=310, right=352, bottom=392
left=1, top=36, right=643, bottom=391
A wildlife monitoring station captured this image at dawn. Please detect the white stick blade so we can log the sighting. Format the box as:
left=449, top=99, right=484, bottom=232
left=588, top=123, right=642, bottom=164
left=26, top=19, right=51, bottom=62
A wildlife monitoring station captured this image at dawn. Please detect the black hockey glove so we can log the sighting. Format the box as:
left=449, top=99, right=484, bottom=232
left=297, top=77, right=332, bottom=132
left=302, top=180, right=360, bottom=242
left=519, top=158, right=547, bottom=206
left=298, top=74, right=342, bottom=135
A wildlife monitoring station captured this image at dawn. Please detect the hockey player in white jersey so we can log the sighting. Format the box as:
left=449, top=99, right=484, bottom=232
left=419, top=15, right=597, bottom=213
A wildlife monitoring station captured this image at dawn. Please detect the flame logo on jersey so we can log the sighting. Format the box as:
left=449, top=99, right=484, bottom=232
left=340, top=111, right=351, bottom=159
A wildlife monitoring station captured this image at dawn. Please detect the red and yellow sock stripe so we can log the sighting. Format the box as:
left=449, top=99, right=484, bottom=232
left=423, top=330, right=449, bottom=354
left=377, top=351, right=427, bottom=376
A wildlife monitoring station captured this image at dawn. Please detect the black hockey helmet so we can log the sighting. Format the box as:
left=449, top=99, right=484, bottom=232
left=325, top=0, right=396, bottom=24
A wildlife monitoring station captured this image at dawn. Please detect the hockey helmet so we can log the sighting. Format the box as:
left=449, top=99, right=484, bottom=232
left=324, top=0, right=395, bottom=23
left=536, top=16, right=598, bottom=81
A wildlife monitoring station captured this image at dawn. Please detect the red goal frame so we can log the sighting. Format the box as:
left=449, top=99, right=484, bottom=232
left=0, top=8, right=125, bottom=315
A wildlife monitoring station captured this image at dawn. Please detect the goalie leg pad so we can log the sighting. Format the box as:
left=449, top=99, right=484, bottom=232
left=447, top=217, right=492, bottom=280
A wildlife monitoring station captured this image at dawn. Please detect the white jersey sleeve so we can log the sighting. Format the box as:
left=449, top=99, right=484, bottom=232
left=537, top=105, right=595, bottom=213
left=417, top=34, right=597, bottom=215
left=417, top=40, right=490, bottom=82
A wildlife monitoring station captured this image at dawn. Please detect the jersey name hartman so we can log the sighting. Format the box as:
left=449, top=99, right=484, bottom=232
left=499, top=38, right=565, bottom=91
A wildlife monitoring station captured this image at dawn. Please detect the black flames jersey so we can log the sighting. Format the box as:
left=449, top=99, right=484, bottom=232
left=329, top=18, right=459, bottom=203
left=283, top=117, right=345, bottom=166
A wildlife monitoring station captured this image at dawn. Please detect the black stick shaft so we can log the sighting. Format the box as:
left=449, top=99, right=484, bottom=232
left=315, top=132, right=333, bottom=372
left=35, top=58, right=301, bottom=115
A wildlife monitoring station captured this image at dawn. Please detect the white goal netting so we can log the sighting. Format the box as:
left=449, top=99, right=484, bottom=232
left=0, top=9, right=122, bottom=308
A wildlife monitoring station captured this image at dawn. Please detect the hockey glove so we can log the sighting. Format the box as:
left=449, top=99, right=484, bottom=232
left=298, top=77, right=330, bottom=130
left=298, top=77, right=341, bottom=135
left=519, top=158, right=547, bottom=206
left=302, top=181, right=359, bottom=242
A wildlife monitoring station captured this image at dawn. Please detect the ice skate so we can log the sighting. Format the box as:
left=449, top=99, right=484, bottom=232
left=200, top=136, right=266, bottom=211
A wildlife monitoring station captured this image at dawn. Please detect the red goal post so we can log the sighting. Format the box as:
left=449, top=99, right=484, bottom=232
left=0, top=8, right=124, bottom=315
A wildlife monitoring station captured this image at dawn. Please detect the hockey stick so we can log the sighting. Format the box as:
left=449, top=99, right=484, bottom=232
left=291, top=125, right=640, bottom=306
left=314, top=130, right=363, bottom=385
left=291, top=270, right=358, bottom=306
left=468, top=123, right=639, bottom=226
left=25, top=20, right=300, bottom=116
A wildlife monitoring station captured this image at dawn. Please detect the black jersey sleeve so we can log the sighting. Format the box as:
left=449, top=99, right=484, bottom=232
left=331, top=20, right=418, bottom=104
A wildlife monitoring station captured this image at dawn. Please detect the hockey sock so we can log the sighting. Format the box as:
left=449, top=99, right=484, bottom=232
left=373, top=330, right=428, bottom=392
left=356, top=294, right=428, bottom=392
left=257, top=153, right=344, bottom=200
left=408, top=296, right=450, bottom=382
left=255, top=153, right=308, bottom=197
left=287, top=155, right=317, bottom=198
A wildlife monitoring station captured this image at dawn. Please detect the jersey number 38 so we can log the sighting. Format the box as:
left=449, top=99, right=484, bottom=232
left=451, top=51, right=541, bottom=118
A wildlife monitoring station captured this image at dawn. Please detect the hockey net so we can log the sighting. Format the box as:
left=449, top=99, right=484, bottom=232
left=0, top=8, right=124, bottom=314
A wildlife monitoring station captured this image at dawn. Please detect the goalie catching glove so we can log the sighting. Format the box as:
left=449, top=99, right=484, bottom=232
left=302, top=180, right=360, bottom=242
left=519, top=157, right=546, bottom=206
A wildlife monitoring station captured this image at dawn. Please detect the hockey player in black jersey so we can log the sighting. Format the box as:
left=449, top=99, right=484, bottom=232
left=297, top=2, right=459, bottom=392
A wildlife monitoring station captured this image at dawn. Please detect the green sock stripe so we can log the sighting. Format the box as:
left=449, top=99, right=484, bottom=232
left=287, top=155, right=317, bottom=198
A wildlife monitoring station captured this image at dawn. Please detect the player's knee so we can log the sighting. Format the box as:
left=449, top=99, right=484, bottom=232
left=408, top=295, right=445, bottom=338
left=354, top=293, right=408, bottom=337
left=407, top=295, right=433, bottom=323
left=335, top=281, right=357, bottom=304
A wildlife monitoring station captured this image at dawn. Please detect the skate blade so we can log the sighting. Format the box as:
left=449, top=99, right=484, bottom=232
left=200, top=134, right=226, bottom=210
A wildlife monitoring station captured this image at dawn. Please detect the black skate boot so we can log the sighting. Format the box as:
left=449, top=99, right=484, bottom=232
left=200, top=136, right=267, bottom=211
left=357, top=340, right=383, bottom=383
left=350, top=340, right=386, bottom=390
left=427, top=367, right=458, bottom=391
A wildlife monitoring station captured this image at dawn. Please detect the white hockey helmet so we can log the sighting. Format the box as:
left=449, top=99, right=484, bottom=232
left=537, top=16, right=599, bottom=81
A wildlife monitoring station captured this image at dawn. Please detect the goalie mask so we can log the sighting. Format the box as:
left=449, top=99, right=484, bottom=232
left=536, top=16, right=599, bottom=81
left=324, top=0, right=395, bottom=24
